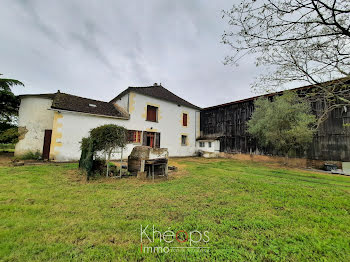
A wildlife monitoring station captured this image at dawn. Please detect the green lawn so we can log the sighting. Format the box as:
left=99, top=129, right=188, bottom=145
left=0, top=158, right=349, bottom=261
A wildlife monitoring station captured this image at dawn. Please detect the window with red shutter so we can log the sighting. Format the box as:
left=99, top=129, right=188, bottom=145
left=127, top=130, right=142, bottom=143
left=137, top=131, right=141, bottom=143
left=183, top=113, right=188, bottom=126
left=146, top=105, right=158, bottom=122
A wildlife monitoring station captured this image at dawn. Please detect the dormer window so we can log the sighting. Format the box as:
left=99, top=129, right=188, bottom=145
left=146, top=105, right=158, bottom=122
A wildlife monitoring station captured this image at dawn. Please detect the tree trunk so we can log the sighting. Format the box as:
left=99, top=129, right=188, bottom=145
left=106, top=149, right=112, bottom=177
left=284, top=153, right=289, bottom=165
left=119, top=148, right=123, bottom=178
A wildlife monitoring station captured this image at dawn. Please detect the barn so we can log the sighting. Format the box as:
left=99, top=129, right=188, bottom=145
left=199, top=79, right=350, bottom=161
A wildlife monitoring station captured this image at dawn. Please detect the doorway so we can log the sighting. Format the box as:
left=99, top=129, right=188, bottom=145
left=146, top=132, right=155, bottom=147
left=42, top=129, right=52, bottom=160
left=142, top=131, right=160, bottom=148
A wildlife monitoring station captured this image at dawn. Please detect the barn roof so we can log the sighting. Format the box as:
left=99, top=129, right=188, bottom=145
left=110, top=84, right=201, bottom=110
left=203, top=77, right=350, bottom=110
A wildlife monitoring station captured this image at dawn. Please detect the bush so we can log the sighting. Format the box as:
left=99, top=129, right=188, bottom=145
left=79, top=137, right=95, bottom=180
left=108, top=162, right=116, bottom=167
left=247, top=92, right=316, bottom=157
left=0, top=143, right=15, bottom=152
left=0, top=127, right=19, bottom=144
left=79, top=124, right=127, bottom=179
left=19, top=151, right=41, bottom=160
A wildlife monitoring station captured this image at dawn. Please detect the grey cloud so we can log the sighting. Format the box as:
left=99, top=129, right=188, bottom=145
left=14, top=0, right=63, bottom=46
left=1, top=0, right=262, bottom=108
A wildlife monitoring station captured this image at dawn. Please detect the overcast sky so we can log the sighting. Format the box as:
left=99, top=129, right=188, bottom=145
left=1, top=0, right=264, bottom=108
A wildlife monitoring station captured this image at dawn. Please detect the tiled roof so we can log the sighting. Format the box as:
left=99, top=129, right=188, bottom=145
left=18, top=93, right=56, bottom=99
left=51, top=92, right=129, bottom=119
left=110, top=84, right=201, bottom=110
left=19, top=92, right=129, bottom=119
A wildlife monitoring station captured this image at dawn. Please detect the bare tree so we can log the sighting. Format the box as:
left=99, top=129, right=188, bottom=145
left=222, top=0, right=350, bottom=124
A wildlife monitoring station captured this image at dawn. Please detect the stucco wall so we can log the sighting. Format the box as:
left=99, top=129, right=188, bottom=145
left=116, top=92, right=199, bottom=157
left=15, top=97, right=54, bottom=156
left=113, top=93, right=129, bottom=112
left=51, top=92, right=199, bottom=161
left=196, top=140, right=220, bottom=153
left=50, top=111, right=132, bottom=161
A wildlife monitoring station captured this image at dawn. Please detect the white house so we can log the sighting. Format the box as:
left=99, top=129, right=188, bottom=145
left=15, top=84, right=201, bottom=161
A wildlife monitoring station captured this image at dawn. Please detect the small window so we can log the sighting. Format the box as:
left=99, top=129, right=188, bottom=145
left=181, top=135, right=187, bottom=146
left=146, top=105, right=158, bottom=122
left=127, top=130, right=142, bottom=143
left=183, top=113, right=188, bottom=126
left=208, top=142, right=212, bottom=148
left=199, top=142, right=205, bottom=147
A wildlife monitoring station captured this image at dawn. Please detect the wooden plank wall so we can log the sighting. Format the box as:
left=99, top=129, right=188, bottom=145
left=200, top=92, right=350, bottom=161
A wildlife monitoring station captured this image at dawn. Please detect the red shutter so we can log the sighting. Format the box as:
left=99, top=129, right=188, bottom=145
left=183, top=113, right=188, bottom=126
left=137, top=131, right=141, bottom=143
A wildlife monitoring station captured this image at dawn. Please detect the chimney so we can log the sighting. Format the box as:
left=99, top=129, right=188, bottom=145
left=153, top=83, right=158, bottom=86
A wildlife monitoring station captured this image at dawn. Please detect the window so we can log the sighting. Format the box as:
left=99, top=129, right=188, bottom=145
left=199, top=142, right=205, bottom=147
left=181, top=135, right=187, bottom=146
left=142, top=132, right=161, bottom=148
left=127, top=130, right=142, bottom=143
left=183, top=113, right=188, bottom=126
left=146, top=105, right=158, bottom=122
left=208, top=142, right=212, bottom=148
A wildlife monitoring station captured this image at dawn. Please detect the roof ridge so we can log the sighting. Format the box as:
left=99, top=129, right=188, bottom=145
left=51, top=92, right=129, bottom=119
left=203, top=77, right=350, bottom=110
left=57, top=92, right=110, bottom=104
left=110, top=85, right=200, bottom=109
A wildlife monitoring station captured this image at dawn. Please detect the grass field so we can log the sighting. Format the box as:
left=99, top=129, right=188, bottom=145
left=0, top=158, right=349, bottom=261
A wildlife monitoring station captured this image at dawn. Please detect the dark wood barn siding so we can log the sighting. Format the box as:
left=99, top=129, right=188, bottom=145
left=200, top=96, right=350, bottom=161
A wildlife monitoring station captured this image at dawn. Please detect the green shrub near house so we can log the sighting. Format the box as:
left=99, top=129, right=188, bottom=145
left=18, top=151, right=41, bottom=160
left=0, top=143, right=15, bottom=152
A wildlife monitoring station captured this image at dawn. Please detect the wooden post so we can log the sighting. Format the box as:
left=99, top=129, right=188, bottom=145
left=140, top=160, right=145, bottom=172
left=165, top=161, right=168, bottom=179
left=106, top=150, right=112, bottom=177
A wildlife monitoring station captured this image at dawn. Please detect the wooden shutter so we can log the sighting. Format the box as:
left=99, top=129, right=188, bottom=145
left=137, top=131, right=141, bottom=143
left=147, top=106, right=157, bottom=122
left=155, top=132, right=160, bottom=148
left=127, top=130, right=133, bottom=142
left=183, top=113, right=188, bottom=126
left=142, top=131, right=147, bottom=146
